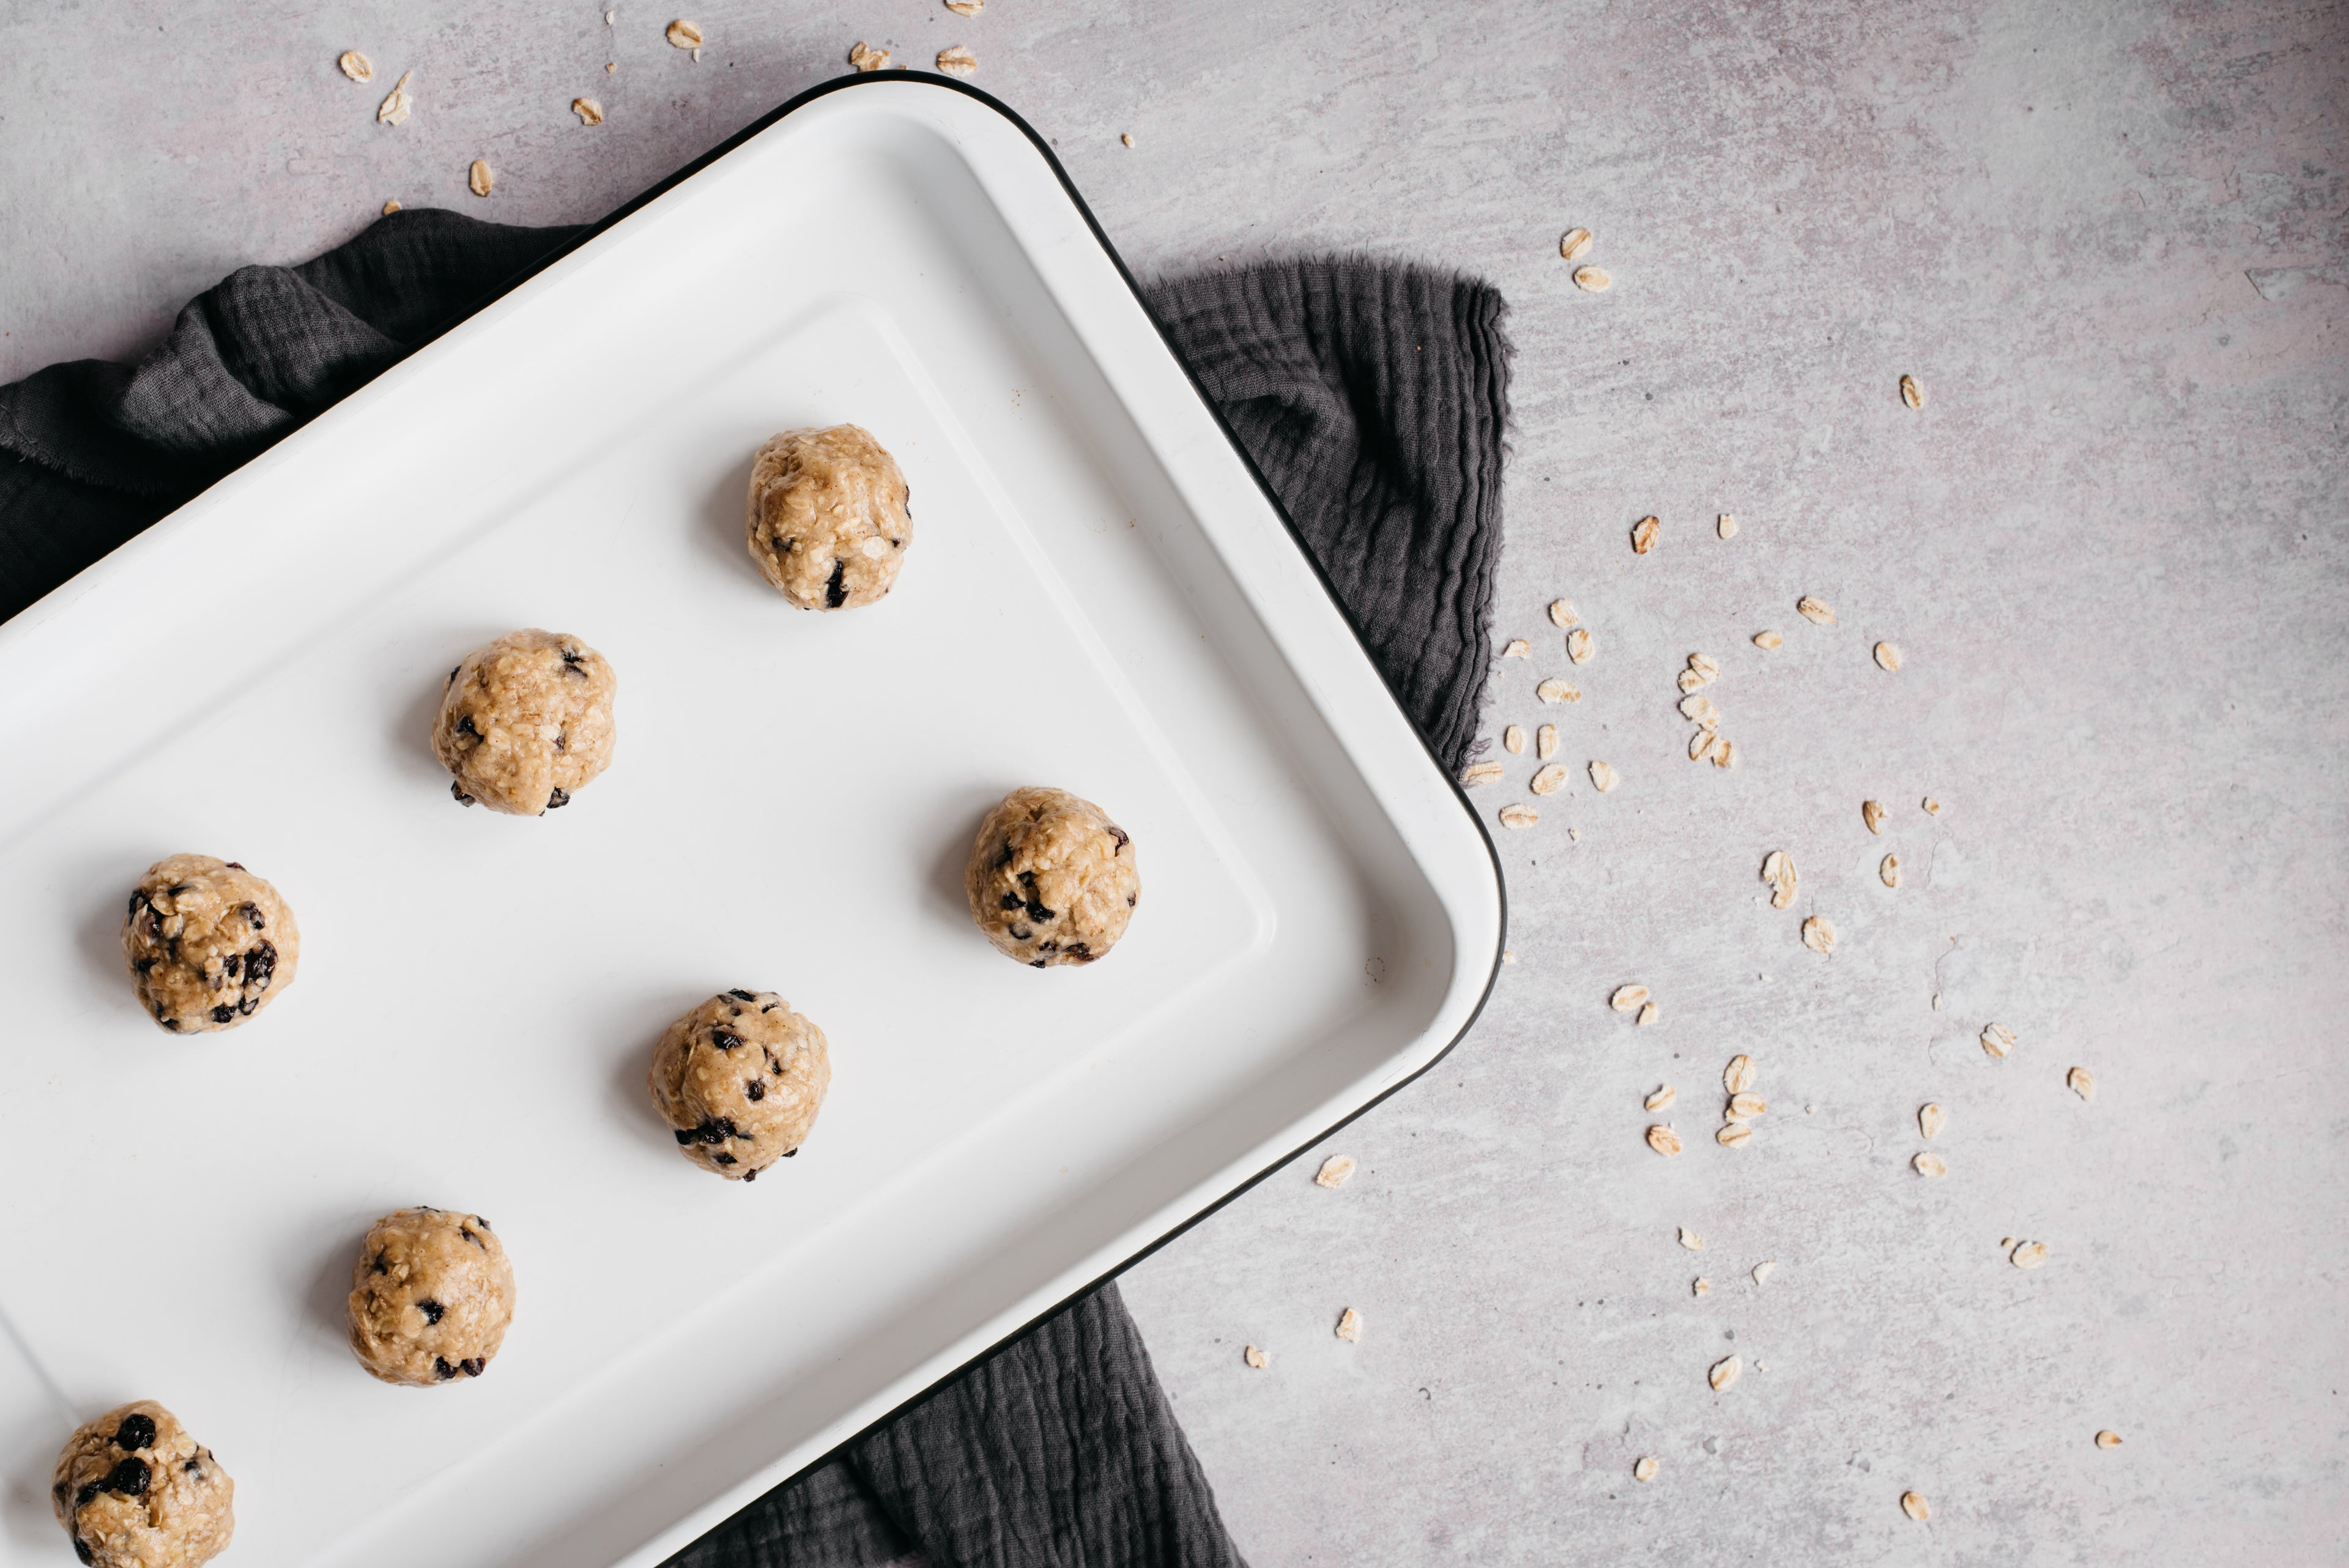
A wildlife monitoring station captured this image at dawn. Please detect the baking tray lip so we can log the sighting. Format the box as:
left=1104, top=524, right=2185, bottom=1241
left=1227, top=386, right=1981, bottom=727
left=529, top=69, right=1509, bottom=1553
left=11, top=67, right=1510, bottom=1555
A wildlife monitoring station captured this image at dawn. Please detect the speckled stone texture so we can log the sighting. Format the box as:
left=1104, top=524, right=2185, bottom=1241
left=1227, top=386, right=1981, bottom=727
left=3, top=1, right=2340, bottom=1561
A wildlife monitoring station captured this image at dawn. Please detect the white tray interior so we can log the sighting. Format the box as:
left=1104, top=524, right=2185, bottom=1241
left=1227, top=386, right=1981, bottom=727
left=0, top=81, right=1498, bottom=1568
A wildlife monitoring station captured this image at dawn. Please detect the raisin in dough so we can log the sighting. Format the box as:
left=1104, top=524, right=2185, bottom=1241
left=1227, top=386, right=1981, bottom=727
left=647, top=990, right=831, bottom=1180
left=346, top=1206, right=516, bottom=1386
left=965, top=787, right=1139, bottom=968
left=745, top=425, right=912, bottom=609
left=52, top=1402, right=233, bottom=1568
left=432, top=629, right=617, bottom=816
left=122, top=855, right=299, bottom=1034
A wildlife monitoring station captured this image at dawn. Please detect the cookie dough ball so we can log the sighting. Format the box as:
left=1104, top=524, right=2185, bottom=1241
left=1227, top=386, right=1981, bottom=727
left=122, top=855, right=299, bottom=1034
left=746, top=425, right=912, bottom=609
left=965, top=787, right=1139, bottom=968
left=346, top=1206, right=516, bottom=1387
left=431, top=629, right=617, bottom=816
left=647, top=990, right=832, bottom=1180
left=52, top=1401, right=234, bottom=1568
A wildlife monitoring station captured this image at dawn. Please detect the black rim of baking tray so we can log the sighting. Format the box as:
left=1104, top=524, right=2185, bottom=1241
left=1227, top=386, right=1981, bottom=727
left=384, top=68, right=1510, bottom=1553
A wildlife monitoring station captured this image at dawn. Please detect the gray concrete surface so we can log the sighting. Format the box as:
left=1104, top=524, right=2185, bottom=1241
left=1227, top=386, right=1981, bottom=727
left=6, top=0, right=2345, bottom=1561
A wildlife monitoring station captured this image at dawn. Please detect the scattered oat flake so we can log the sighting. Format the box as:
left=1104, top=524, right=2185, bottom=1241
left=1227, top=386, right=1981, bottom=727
left=1461, top=762, right=1505, bottom=787
left=1900, top=374, right=1924, bottom=409
left=1567, top=827, right=1580, bottom=841
left=1631, top=515, right=1660, bottom=554
left=1121, top=132, right=1135, bottom=147
left=1797, top=596, right=1836, bottom=625
left=1687, top=652, right=1720, bottom=683
left=1723, top=1054, right=1756, bottom=1094
left=1762, top=852, right=1798, bottom=908
left=1244, top=1344, right=1267, bottom=1368
left=1923, top=797, right=1942, bottom=816
left=339, top=50, right=375, bottom=83
left=1751, top=1260, right=1777, bottom=1285
left=1692, top=1276, right=1710, bottom=1296
left=936, top=45, right=979, bottom=75
left=1334, top=1307, right=1362, bottom=1341
left=1499, top=803, right=1539, bottom=829
left=1559, top=227, right=1594, bottom=261
left=1752, top=630, right=1783, bottom=650
left=1548, top=598, right=1578, bottom=628
left=2068, top=1066, right=2097, bottom=1101
left=1611, top=984, right=1650, bottom=1013
left=1718, top=513, right=1738, bottom=539
left=607, top=61, right=618, bottom=71
left=1314, top=1154, right=1356, bottom=1188
left=849, top=40, right=891, bottom=70
left=468, top=159, right=494, bottom=197
left=1913, top=1151, right=1948, bottom=1178
left=382, top=198, right=402, bottom=215
left=1647, top=1124, right=1684, bottom=1156
left=1901, top=1491, right=1930, bottom=1522
left=1981, top=1022, right=2017, bottom=1058
left=1862, top=798, right=1886, bottom=834
left=1677, top=668, right=1706, bottom=694
left=1537, top=677, right=1581, bottom=704
left=1919, top=1102, right=1946, bottom=1139
left=1690, top=729, right=1722, bottom=764
left=377, top=70, right=415, bottom=124
left=1566, top=627, right=1594, bottom=664
left=1880, top=853, right=1901, bottom=888
left=1801, top=916, right=1836, bottom=955
left=946, top=0, right=985, bottom=13
left=1712, top=739, right=1739, bottom=769
left=1502, top=637, right=1531, bottom=658
left=1645, top=1085, right=1677, bottom=1111
left=667, top=19, right=703, bottom=48
left=1728, top=1093, right=1767, bottom=1120
left=1716, top=1122, right=1751, bottom=1147
left=1636, top=1000, right=1659, bottom=1027
left=1678, top=1227, right=1705, bottom=1250
left=1573, top=265, right=1612, bottom=292
left=1633, top=1456, right=1658, bottom=1483
left=1536, top=723, right=1558, bottom=760
left=2095, top=1430, right=2122, bottom=1449
left=1504, top=724, right=1527, bottom=755
left=1502, top=949, right=1516, bottom=963
left=1709, top=1354, right=1742, bottom=1391
left=573, top=97, right=606, bottom=125
left=2011, top=1240, right=2050, bottom=1269
left=1874, top=641, right=1902, bottom=672
left=1531, top=763, right=1570, bottom=796
left=1679, top=693, right=1720, bottom=726
left=1589, top=760, right=1620, bottom=792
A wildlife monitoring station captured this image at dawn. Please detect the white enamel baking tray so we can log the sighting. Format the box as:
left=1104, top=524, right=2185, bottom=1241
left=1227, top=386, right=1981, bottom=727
left=0, top=75, right=1501, bottom=1568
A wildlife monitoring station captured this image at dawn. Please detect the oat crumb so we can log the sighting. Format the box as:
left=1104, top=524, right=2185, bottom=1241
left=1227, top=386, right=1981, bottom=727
left=1678, top=1227, right=1705, bottom=1250
left=1633, top=1455, right=1658, bottom=1482
left=1901, top=1490, right=1930, bottom=1522
left=1980, top=1022, right=2017, bottom=1058
left=2095, top=1429, right=2122, bottom=1449
left=1751, top=1260, right=1777, bottom=1285
left=1314, top=1154, right=1356, bottom=1188
left=1636, top=1000, right=1659, bottom=1027
left=1709, top=1354, right=1742, bottom=1391
left=573, top=97, right=606, bottom=125
left=1121, top=132, right=1135, bottom=147
left=1692, top=1276, right=1710, bottom=1296
left=1502, top=637, right=1531, bottom=658
left=2068, top=1066, right=2097, bottom=1101
left=1631, top=515, right=1660, bottom=554
left=1718, top=513, right=1737, bottom=539
left=1244, top=1344, right=1267, bottom=1369
left=1334, top=1307, right=1363, bottom=1341
left=1919, top=1102, right=1946, bottom=1139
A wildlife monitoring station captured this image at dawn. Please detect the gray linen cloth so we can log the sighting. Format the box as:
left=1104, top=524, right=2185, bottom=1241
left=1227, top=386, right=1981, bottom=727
left=0, top=209, right=1510, bottom=1567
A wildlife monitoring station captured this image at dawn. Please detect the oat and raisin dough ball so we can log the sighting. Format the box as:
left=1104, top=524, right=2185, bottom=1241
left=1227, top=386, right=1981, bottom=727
left=51, top=1401, right=233, bottom=1568
left=648, top=989, right=832, bottom=1180
left=346, top=1206, right=516, bottom=1387
left=965, top=787, right=1139, bottom=968
left=746, top=424, right=912, bottom=609
left=431, top=628, right=617, bottom=815
left=122, top=854, right=299, bottom=1033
